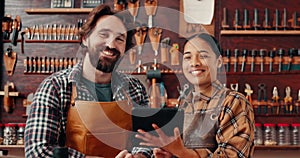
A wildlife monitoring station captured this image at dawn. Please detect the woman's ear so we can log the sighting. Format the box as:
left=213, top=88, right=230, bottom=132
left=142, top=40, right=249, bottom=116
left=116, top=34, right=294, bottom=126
left=217, top=56, right=223, bottom=68
left=81, top=36, right=87, bottom=47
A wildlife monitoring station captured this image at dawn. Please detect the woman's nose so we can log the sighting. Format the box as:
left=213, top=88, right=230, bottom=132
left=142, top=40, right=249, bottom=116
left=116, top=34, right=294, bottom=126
left=190, top=56, right=201, bottom=67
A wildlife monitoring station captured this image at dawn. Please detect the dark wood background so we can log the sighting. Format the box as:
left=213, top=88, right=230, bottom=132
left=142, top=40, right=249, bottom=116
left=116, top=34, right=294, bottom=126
left=1, top=0, right=300, bottom=124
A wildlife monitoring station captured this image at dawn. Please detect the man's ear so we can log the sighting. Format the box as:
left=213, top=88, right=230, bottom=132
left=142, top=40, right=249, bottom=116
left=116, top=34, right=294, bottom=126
left=217, top=56, right=223, bottom=68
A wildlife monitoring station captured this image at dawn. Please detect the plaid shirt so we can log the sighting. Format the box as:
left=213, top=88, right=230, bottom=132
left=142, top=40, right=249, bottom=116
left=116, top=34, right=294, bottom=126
left=24, top=60, right=149, bottom=158
left=182, top=80, right=255, bottom=158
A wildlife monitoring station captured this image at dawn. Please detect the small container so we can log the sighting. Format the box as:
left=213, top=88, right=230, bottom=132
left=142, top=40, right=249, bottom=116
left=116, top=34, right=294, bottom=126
left=17, top=123, right=26, bottom=145
left=291, top=123, right=300, bottom=145
left=254, top=123, right=263, bottom=145
left=277, top=123, right=291, bottom=145
left=263, top=123, right=277, bottom=145
left=3, top=123, right=17, bottom=145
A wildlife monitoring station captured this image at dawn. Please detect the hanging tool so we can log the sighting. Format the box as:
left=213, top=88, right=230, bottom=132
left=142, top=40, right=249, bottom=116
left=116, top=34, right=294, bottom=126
left=277, top=48, right=284, bottom=72
left=4, top=46, right=17, bottom=76
left=259, top=49, right=266, bottom=72
left=128, top=0, right=140, bottom=22
left=287, top=48, right=295, bottom=71
left=225, top=49, right=231, bottom=72
left=243, top=9, right=251, bottom=30
left=144, top=0, right=158, bottom=28
left=273, top=9, right=280, bottom=30
left=221, top=8, right=229, bottom=29
left=11, top=15, right=22, bottom=46
left=284, top=86, right=293, bottom=114
left=0, top=82, right=19, bottom=113
left=233, top=9, right=241, bottom=30
left=233, top=49, right=239, bottom=72
left=160, top=37, right=170, bottom=63
left=148, top=27, right=162, bottom=56
left=134, top=25, right=147, bottom=55
left=269, top=49, right=275, bottom=72
left=291, top=12, right=300, bottom=30
left=241, top=49, right=248, bottom=72
left=281, top=8, right=287, bottom=30
left=272, top=86, right=280, bottom=114
left=257, top=83, right=267, bottom=114
left=170, top=43, right=180, bottom=65
left=253, top=8, right=260, bottom=30
left=263, top=8, right=271, bottom=30
left=250, top=49, right=257, bottom=72
left=244, top=83, right=253, bottom=105
left=147, top=59, right=161, bottom=108
left=2, top=15, right=13, bottom=40
left=295, top=89, right=300, bottom=114
left=129, top=47, right=137, bottom=65
left=230, top=83, right=238, bottom=91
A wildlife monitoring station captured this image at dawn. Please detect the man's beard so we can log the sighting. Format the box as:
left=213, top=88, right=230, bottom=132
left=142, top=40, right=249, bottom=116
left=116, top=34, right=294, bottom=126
left=89, top=46, right=121, bottom=73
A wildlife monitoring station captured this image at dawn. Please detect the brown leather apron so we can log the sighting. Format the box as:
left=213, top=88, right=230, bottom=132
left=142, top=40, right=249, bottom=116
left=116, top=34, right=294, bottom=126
left=66, top=84, right=132, bottom=157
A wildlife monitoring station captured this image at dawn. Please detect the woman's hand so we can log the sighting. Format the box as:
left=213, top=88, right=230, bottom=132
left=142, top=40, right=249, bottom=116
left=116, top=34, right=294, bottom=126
left=135, top=123, right=185, bottom=157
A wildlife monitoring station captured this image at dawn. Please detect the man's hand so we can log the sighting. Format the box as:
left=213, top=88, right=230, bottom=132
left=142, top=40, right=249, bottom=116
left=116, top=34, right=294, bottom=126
left=115, top=150, right=147, bottom=158
left=153, top=148, right=172, bottom=158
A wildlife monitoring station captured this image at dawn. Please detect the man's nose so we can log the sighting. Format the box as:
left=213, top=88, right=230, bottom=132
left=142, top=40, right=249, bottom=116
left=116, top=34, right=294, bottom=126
left=105, top=37, right=116, bottom=48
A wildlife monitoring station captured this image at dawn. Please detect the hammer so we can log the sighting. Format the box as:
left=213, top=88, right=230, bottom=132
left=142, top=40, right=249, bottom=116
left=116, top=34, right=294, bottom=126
left=147, top=69, right=161, bottom=108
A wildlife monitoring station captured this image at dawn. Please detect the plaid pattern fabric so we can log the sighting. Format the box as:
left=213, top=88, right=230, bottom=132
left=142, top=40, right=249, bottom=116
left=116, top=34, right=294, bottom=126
left=183, top=80, right=255, bottom=158
left=24, top=60, right=149, bottom=158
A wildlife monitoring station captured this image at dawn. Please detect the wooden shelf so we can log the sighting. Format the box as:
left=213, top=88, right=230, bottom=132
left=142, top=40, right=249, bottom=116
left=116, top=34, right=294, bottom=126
left=221, top=30, right=300, bottom=35
left=24, top=8, right=92, bottom=14
left=0, top=145, right=24, bottom=149
left=255, top=145, right=300, bottom=150
left=225, top=70, right=300, bottom=75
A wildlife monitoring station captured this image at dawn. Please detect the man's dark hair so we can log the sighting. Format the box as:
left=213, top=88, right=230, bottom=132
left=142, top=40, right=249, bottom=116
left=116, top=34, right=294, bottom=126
left=78, top=4, right=135, bottom=51
left=184, top=33, right=222, bottom=57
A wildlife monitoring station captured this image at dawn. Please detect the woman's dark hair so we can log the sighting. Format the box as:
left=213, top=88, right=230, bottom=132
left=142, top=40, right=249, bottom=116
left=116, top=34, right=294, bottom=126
left=78, top=4, right=135, bottom=51
left=184, top=33, right=222, bottom=57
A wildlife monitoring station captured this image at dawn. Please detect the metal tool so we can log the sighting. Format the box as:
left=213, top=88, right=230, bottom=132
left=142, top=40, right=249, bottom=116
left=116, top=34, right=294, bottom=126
left=263, top=8, right=271, bottom=30
left=144, top=0, right=158, bottom=28
left=148, top=27, right=162, bottom=56
left=292, top=12, right=299, bottom=29
left=128, top=0, right=140, bottom=22
left=250, top=49, right=257, bottom=72
left=287, top=48, right=295, bottom=71
left=257, top=83, right=267, bottom=114
left=259, top=49, right=266, bottom=72
left=233, top=49, right=239, bottom=72
left=244, top=83, right=253, bottom=105
left=278, top=48, right=284, bottom=72
left=11, top=15, right=22, bottom=46
left=282, top=8, right=287, bottom=30
left=273, top=9, right=280, bottom=30
left=225, top=49, right=231, bottom=72
left=269, top=49, right=275, bottom=72
left=233, top=9, right=241, bottom=30
left=243, top=9, right=250, bottom=30
left=4, top=46, right=17, bottom=76
left=230, top=83, right=238, bottom=91
left=114, top=0, right=126, bottom=11
left=222, top=7, right=229, bottom=29
left=284, top=86, right=293, bottom=114
left=271, top=86, right=280, bottom=114
left=160, top=37, right=170, bottom=63
left=253, top=8, right=260, bottom=30
left=134, top=25, right=147, bottom=55
left=241, top=49, right=247, bottom=72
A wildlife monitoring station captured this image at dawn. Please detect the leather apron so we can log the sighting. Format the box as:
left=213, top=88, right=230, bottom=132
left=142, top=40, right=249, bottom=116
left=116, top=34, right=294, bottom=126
left=66, top=84, right=132, bottom=157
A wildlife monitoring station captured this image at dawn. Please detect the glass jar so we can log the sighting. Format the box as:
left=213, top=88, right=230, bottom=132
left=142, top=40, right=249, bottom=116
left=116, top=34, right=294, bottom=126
left=263, top=123, right=277, bottom=145
left=291, top=123, right=300, bottom=145
left=3, top=123, right=17, bottom=145
left=277, top=123, right=291, bottom=145
left=254, top=123, right=263, bottom=145
left=17, top=123, right=26, bottom=145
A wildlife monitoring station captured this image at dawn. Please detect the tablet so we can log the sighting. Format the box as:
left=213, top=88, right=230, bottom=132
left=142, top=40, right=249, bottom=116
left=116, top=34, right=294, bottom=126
left=131, top=107, right=184, bottom=147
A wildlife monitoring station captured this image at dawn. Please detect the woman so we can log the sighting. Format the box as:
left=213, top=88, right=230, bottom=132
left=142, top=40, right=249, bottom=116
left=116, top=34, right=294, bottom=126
left=134, top=33, right=255, bottom=158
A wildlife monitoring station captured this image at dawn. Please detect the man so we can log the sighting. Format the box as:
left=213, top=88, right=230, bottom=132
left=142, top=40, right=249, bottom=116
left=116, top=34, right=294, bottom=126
left=24, top=4, right=149, bottom=158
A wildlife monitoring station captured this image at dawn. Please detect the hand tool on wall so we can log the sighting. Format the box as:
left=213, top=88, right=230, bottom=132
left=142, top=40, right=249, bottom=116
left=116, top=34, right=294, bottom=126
left=273, top=9, right=280, bottom=30
left=2, top=15, right=13, bottom=40
left=230, top=83, right=238, bottom=92
left=291, top=12, right=299, bottom=30
left=134, top=25, right=147, bottom=55
left=148, top=27, right=162, bottom=56
left=129, top=48, right=137, bottom=65
left=4, top=46, right=17, bottom=76
left=0, top=81, right=19, bottom=113
left=11, top=15, right=22, bottom=46
left=277, top=48, right=284, bottom=72
left=233, top=49, right=239, bottom=72
left=170, top=43, right=180, bottom=65
left=281, top=8, right=287, bottom=30
left=295, top=89, right=300, bottom=114
left=269, top=49, right=275, bottom=72
left=160, top=37, right=170, bottom=63
left=263, top=8, right=271, bottom=30
left=144, top=0, right=158, bottom=28
left=250, top=49, right=257, bottom=72
left=114, top=0, right=126, bottom=11
left=241, top=49, right=247, bottom=72
left=271, top=86, right=280, bottom=114
left=233, top=9, right=241, bottom=30
left=243, top=9, right=251, bottom=30
left=287, top=48, right=295, bottom=71
left=259, top=49, right=266, bottom=72
left=253, top=8, right=260, bottom=30
left=225, top=49, right=231, bottom=72
left=221, top=8, right=229, bottom=29
left=128, top=0, right=139, bottom=22
left=147, top=59, right=161, bottom=108
left=257, top=83, right=267, bottom=114
left=244, top=83, right=253, bottom=105
left=284, top=86, right=293, bottom=114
